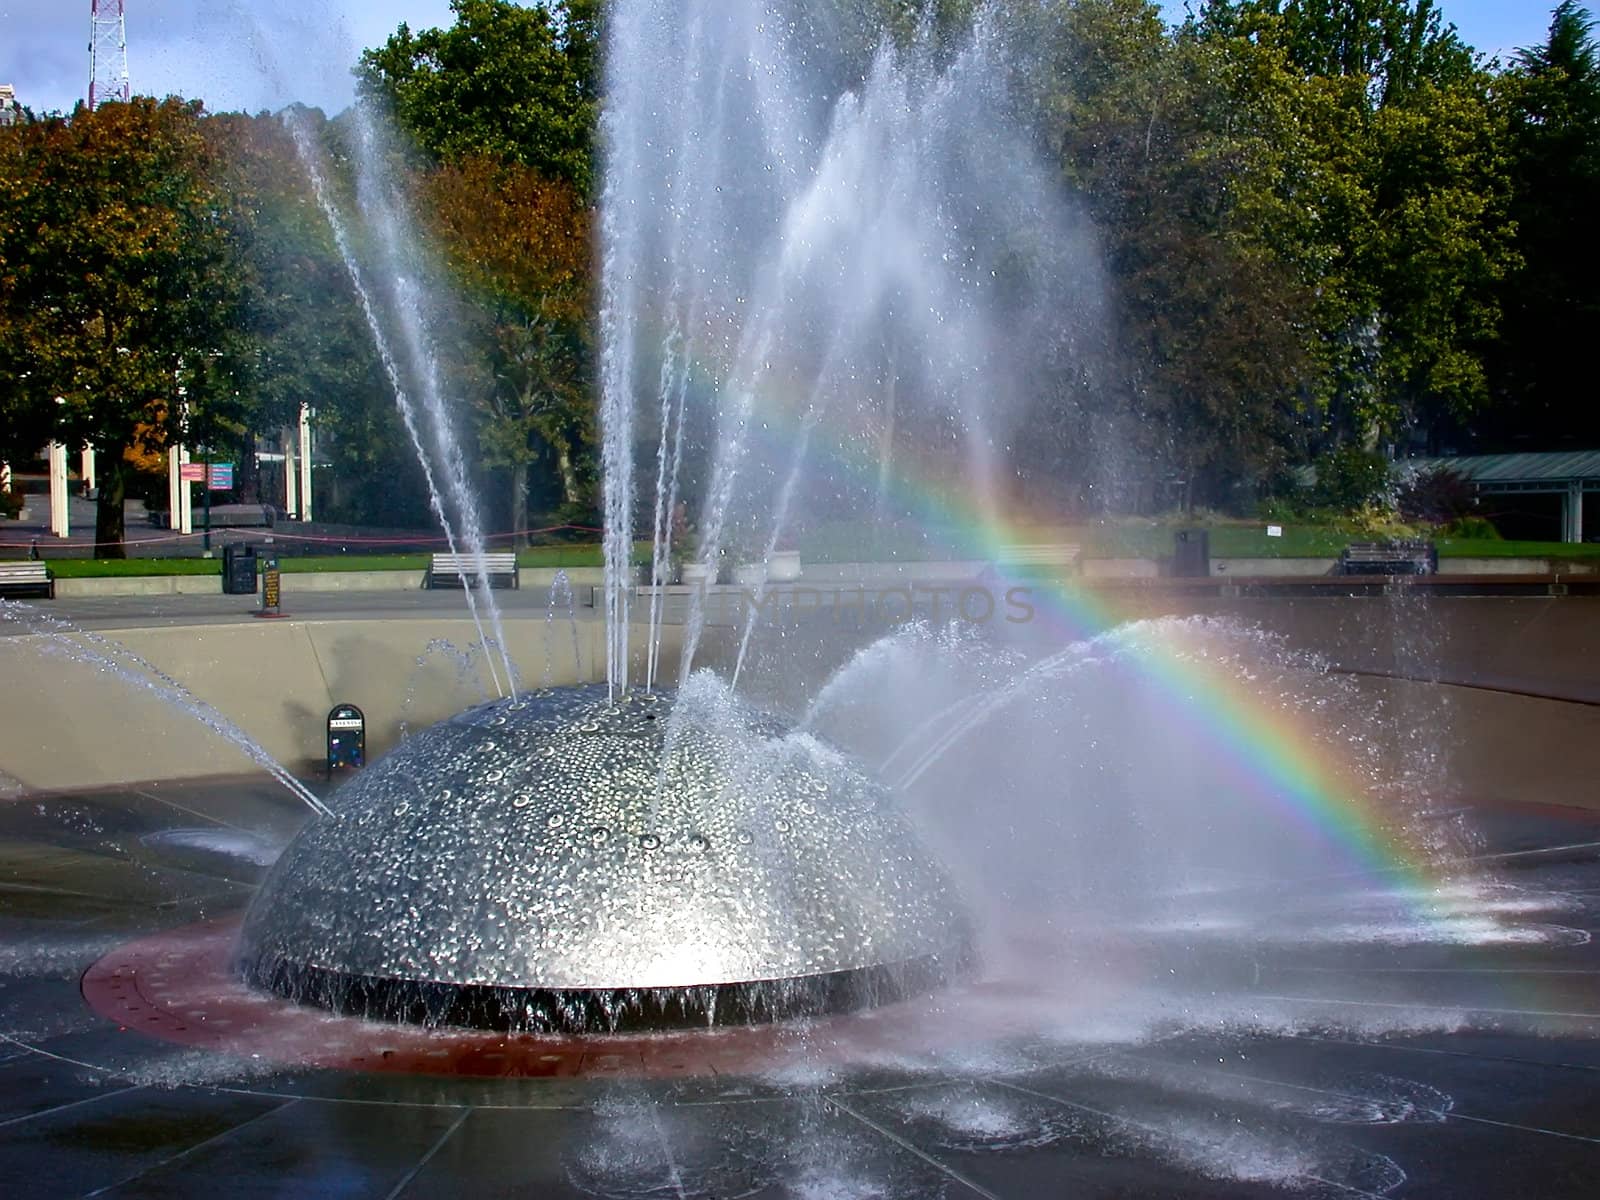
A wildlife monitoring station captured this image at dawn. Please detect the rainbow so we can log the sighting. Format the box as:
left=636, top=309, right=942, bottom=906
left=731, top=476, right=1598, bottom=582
left=641, top=347, right=1452, bottom=898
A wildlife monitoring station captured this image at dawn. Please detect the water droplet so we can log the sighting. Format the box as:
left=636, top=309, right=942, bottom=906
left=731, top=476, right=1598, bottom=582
left=640, top=833, right=661, bottom=851
left=689, top=834, right=710, bottom=852
left=798, top=800, right=816, bottom=816
left=588, top=826, right=610, bottom=846
left=546, top=812, right=565, bottom=829
left=485, top=769, right=504, bottom=783
left=736, top=830, right=754, bottom=845
left=775, top=818, right=791, bottom=834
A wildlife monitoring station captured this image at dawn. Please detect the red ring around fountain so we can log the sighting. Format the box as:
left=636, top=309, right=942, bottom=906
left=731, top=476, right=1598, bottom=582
left=80, top=917, right=1055, bottom=1080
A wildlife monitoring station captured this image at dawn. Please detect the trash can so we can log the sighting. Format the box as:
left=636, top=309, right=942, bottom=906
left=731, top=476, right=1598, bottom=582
left=1172, top=528, right=1210, bottom=578
left=326, top=703, right=366, bottom=777
left=222, top=543, right=259, bottom=595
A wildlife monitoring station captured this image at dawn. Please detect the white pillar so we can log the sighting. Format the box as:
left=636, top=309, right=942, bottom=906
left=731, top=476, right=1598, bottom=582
left=168, top=444, right=182, bottom=527
left=47, top=442, right=70, bottom=538
left=1568, top=480, right=1585, bottom=545
left=298, top=402, right=313, bottom=524
left=167, top=444, right=194, bottom=535
left=282, top=429, right=298, bottom=519
left=80, top=446, right=96, bottom=495
left=178, top=446, right=193, bottom=534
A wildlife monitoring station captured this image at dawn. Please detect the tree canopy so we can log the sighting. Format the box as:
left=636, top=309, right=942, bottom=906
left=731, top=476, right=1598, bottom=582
left=3, top=0, right=1597, bottom=545
left=423, top=155, right=595, bottom=539
left=356, top=0, right=601, bottom=195
left=1195, top=0, right=1476, bottom=103
left=1481, top=2, right=1600, bottom=449
left=0, top=98, right=256, bottom=553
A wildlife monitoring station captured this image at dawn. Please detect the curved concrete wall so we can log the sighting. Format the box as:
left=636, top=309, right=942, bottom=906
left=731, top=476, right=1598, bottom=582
left=0, top=618, right=685, bottom=794
left=52, top=567, right=608, bottom=598
left=1, top=597, right=1594, bottom=808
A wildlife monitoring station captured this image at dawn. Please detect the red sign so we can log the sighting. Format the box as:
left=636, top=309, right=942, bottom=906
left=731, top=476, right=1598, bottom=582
left=178, top=463, right=206, bottom=482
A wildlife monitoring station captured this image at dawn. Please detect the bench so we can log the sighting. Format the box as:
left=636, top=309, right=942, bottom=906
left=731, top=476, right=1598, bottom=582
left=993, top=544, right=1082, bottom=574
left=0, top=561, right=55, bottom=599
left=1338, top=540, right=1437, bottom=576
left=424, top=552, right=519, bottom=590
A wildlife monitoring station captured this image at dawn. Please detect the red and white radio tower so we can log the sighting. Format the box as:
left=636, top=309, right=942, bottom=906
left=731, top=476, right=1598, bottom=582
left=88, top=0, right=130, bottom=110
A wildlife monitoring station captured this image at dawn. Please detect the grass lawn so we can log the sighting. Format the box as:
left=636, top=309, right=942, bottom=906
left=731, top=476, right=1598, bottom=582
left=797, top=519, right=1600, bottom=562
left=1436, top=538, right=1600, bottom=559
left=47, top=557, right=224, bottom=577
left=1077, top=525, right=1600, bottom=560
left=41, top=543, right=619, bottom=578
left=25, top=526, right=1600, bottom=577
left=1066, top=525, right=1600, bottom=560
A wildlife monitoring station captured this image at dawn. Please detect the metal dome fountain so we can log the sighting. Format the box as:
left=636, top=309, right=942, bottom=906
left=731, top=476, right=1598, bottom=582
left=238, top=683, right=973, bottom=1033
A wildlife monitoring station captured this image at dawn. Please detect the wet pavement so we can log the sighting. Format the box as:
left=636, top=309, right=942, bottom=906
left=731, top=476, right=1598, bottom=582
left=2, top=778, right=1599, bottom=1197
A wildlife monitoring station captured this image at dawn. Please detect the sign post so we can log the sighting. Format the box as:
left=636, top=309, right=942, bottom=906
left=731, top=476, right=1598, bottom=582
left=263, top=563, right=281, bottom=612
left=201, top=461, right=232, bottom=556
left=202, top=446, right=211, bottom=553
left=326, top=704, right=366, bottom=779
left=254, top=549, right=287, bottom=619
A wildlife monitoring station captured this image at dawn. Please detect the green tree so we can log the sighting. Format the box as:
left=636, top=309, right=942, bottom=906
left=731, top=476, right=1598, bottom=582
left=214, top=108, right=432, bottom=526
left=1360, top=75, right=1516, bottom=441
left=1195, top=0, right=1474, bottom=103
left=0, top=98, right=256, bottom=556
left=357, top=0, right=601, bottom=195
left=423, top=155, right=594, bottom=540
left=1011, top=0, right=1319, bottom=509
left=1485, top=3, right=1600, bottom=448
left=1192, top=1, right=1516, bottom=448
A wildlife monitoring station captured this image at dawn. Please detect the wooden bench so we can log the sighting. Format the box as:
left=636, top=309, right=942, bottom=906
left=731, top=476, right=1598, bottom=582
left=0, top=561, right=55, bottom=599
left=1338, top=540, right=1437, bottom=576
left=424, top=552, right=519, bottom=590
left=993, top=544, right=1082, bottom=574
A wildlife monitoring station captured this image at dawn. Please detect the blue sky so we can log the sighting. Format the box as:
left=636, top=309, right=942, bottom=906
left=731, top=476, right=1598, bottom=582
left=1161, top=1, right=1559, bottom=61
left=0, top=2, right=1568, bottom=117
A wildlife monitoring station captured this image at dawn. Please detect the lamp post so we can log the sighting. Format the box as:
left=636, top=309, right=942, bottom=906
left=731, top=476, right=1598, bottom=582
left=202, top=442, right=212, bottom=554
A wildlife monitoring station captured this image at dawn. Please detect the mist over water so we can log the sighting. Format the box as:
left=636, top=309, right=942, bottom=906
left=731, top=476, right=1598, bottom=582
left=589, top=0, right=1566, bottom=973
left=599, top=0, right=1106, bottom=692
left=282, top=106, right=520, bottom=699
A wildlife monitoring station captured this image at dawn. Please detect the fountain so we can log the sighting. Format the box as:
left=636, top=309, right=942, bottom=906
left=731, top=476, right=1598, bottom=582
left=4, top=2, right=1600, bottom=1195
left=237, top=683, right=971, bottom=1032
left=229, top=0, right=1551, bottom=1043
left=233, top=0, right=1095, bottom=1032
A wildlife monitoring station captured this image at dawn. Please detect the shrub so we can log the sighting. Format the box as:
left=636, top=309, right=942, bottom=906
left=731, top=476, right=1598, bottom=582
left=1397, top=464, right=1478, bottom=523
left=1310, top=446, right=1392, bottom=511
left=0, top=489, right=22, bottom=520
left=1258, top=497, right=1305, bottom=522
left=1439, top=515, right=1502, bottom=540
